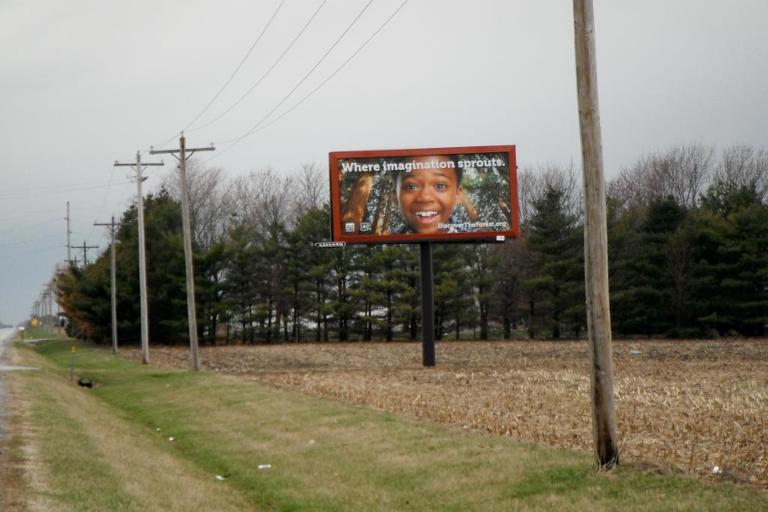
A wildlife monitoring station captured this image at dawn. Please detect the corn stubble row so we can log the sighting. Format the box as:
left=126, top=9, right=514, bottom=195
left=128, top=339, right=768, bottom=487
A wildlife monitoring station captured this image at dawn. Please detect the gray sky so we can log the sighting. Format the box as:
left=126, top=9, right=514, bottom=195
left=1, top=0, right=767, bottom=323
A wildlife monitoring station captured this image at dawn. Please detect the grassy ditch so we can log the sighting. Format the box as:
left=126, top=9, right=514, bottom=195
left=5, top=338, right=768, bottom=511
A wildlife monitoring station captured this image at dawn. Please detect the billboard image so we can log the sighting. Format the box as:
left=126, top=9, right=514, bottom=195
left=329, top=146, right=519, bottom=243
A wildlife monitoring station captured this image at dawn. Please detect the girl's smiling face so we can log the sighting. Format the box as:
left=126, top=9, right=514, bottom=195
left=397, top=156, right=463, bottom=234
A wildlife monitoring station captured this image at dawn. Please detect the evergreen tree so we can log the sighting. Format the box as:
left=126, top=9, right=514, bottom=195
left=525, top=185, right=583, bottom=338
left=611, top=197, right=687, bottom=336
left=694, top=184, right=768, bottom=335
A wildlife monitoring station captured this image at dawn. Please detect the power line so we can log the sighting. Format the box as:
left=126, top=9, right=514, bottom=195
left=0, top=207, right=64, bottom=221
left=0, top=245, right=61, bottom=262
left=242, top=0, right=410, bottom=140
left=153, top=0, right=288, bottom=148
left=0, top=234, right=59, bottom=248
left=189, top=0, right=328, bottom=133
left=0, top=218, right=61, bottom=236
left=214, top=0, right=377, bottom=149
left=212, top=0, right=409, bottom=161
left=0, top=180, right=133, bottom=200
left=86, top=165, right=118, bottom=241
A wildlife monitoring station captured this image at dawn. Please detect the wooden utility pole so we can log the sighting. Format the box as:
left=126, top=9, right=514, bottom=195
left=150, top=135, right=214, bottom=371
left=95, top=216, right=119, bottom=355
left=115, top=152, right=164, bottom=364
left=573, top=0, right=619, bottom=468
left=65, top=201, right=72, bottom=264
left=78, top=241, right=99, bottom=267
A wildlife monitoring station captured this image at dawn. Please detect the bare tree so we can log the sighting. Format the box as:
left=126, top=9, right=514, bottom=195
left=609, top=144, right=714, bottom=210
left=711, top=145, right=768, bottom=201
left=294, top=162, right=327, bottom=216
left=162, top=160, right=232, bottom=250
left=519, top=162, right=582, bottom=225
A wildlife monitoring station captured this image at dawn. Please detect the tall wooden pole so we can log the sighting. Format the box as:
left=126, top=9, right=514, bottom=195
left=573, top=0, right=619, bottom=468
left=178, top=135, right=201, bottom=371
left=150, top=136, right=214, bottom=371
left=115, top=152, right=164, bottom=364
left=136, top=154, right=151, bottom=364
left=95, top=216, right=119, bottom=355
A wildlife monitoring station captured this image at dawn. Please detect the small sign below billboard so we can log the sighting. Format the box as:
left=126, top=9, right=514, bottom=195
left=314, top=241, right=347, bottom=248
left=329, top=146, right=519, bottom=243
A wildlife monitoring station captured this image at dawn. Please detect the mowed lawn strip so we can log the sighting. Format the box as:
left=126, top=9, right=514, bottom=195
left=17, top=339, right=768, bottom=512
left=8, top=343, right=253, bottom=512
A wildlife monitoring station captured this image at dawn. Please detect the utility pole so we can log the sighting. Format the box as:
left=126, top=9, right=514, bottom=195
left=115, top=151, right=164, bottom=364
left=78, top=241, right=99, bottom=267
left=573, top=0, right=619, bottom=468
left=39, top=291, right=47, bottom=326
left=150, top=134, right=214, bottom=371
left=45, top=283, right=54, bottom=327
left=65, top=201, right=72, bottom=264
left=95, top=216, right=119, bottom=355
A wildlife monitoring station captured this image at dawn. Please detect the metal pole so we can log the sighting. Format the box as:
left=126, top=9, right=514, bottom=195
left=136, top=152, right=151, bottom=364
left=419, top=242, right=435, bottom=367
left=178, top=135, right=201, bottom=371
left=573, top=0, right=619, bottom=468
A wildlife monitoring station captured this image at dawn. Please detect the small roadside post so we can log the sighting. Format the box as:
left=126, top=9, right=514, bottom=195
left=69, top=343, right=76, bottom=382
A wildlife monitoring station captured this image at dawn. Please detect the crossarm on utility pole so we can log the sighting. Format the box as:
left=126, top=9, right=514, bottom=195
left=95, top=217, right=119, bottom=355
left=114, top=151, right=164, bottom=364
left=150, top=135, right=215, bottom=371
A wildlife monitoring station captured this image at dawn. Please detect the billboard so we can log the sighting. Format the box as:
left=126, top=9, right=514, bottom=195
left=329, top=145, right=519, bottom=243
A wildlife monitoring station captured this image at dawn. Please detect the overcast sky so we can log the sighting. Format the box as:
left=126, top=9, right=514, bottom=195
left=1, top=0, right=767, bottom=323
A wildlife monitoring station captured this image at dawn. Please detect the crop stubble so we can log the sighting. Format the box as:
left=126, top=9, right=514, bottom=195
left=124, top=339, right=767, bottom=487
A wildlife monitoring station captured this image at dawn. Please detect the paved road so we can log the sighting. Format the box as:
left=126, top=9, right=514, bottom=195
left=0, top=327, right=38, bottom=445
left=0, top=327, right=14, bottom=444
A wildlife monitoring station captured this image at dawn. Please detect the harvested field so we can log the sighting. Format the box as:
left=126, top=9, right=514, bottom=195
left=123, top=339, right=768, bottom=487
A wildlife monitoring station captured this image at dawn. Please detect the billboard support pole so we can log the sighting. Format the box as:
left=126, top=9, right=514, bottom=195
left=419, top=242, right=436, bottom=367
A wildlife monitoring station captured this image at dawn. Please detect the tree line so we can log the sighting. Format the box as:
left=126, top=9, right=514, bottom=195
left=56, top=144, right=768, bottom=345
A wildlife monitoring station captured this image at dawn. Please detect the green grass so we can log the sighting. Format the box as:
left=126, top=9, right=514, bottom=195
left=29, top=381, right=137, bottom=510
left=13, top=339, right=768, bottom=511
left=16, top=325, right=66, bottom=339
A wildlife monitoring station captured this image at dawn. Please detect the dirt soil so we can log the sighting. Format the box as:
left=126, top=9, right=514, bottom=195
left=123, top=339, right=768, bottom=488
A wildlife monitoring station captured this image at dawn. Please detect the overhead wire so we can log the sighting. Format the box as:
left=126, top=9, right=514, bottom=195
left=0, top=218, right=62, bottom=236
left=86, top=165, right=118, bottom=243
left=188, top=0, right=329, bottom=133
left=0, top=245, right=62, bottom=262
left=0, top=207, right=64, bottom=222
left=0, top=181, right=133, bottom=201
left=245, top=0, right=410, bottom=139
left=211, top=0, right=409, bottom=161
left=153, top=0, right=288, bottom=148
left=213, top=0, right=378, bottom=150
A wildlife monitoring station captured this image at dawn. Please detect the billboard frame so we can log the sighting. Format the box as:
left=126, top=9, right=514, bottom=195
left=329, top=145, right=519, bottom=244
